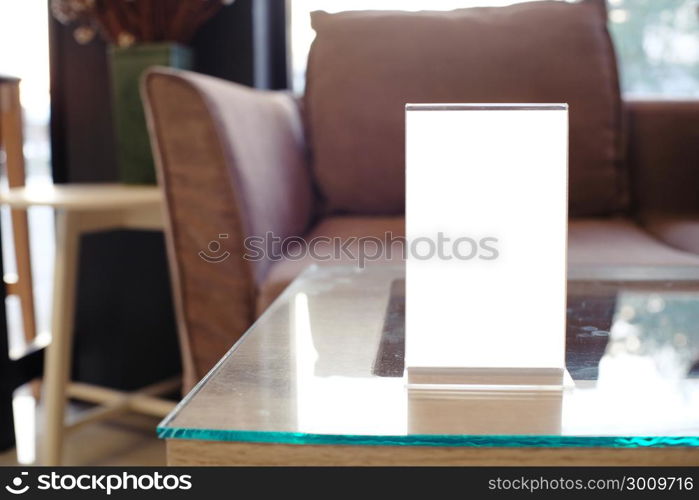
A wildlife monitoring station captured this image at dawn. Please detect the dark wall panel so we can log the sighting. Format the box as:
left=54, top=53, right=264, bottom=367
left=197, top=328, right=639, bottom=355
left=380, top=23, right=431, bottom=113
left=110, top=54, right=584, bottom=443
left=50, top=18, right=117, bottom=183
left=72, top=231, right=179, bottom=390
left=192, top=0, right=256, bottom=85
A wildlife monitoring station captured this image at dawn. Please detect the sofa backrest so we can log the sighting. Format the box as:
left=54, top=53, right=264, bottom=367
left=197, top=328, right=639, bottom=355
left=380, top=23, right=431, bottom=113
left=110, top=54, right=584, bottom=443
left=304, top=0, right=626, bottom=217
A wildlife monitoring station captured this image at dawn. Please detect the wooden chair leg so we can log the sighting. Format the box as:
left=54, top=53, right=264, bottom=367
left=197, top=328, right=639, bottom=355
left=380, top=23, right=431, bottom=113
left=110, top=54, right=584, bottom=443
left=41, top=210, right=80, bottom=466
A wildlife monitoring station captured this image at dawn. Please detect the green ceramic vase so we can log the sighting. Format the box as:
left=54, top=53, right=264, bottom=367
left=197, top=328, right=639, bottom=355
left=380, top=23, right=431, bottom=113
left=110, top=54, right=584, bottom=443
left=109, top=43, right=192, bottom=184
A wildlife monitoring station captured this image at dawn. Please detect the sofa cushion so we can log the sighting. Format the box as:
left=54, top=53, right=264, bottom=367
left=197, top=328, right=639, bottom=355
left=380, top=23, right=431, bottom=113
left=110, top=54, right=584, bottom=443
left=257, top=216, right=404, bottom=314
left=568, top=218, right=699, bottom=266
left=305, top=0, right=625, bottom=216
left=256, top=216, right=699, bottom=315
left=643, top=216, right=699, bottom=256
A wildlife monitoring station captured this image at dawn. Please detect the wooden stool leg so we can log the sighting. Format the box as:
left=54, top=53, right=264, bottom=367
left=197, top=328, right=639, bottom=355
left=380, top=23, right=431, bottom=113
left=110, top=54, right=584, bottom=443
left=10, top=209, right=37, bottom=342
left=42, top=210, right=80, bottom=466
left=1, top=81, right=37, bottom=345
left=11, top=208, right=40, bottom=401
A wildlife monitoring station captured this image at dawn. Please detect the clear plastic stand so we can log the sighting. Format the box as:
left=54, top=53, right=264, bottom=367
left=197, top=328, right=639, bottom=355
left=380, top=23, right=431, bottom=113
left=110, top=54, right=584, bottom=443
left=405, top=104, right=571, bottom=391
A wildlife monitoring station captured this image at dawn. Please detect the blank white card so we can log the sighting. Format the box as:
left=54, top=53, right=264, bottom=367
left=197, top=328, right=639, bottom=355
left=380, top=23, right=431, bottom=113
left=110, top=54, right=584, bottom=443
left=405, top=104, right=568, bottom=387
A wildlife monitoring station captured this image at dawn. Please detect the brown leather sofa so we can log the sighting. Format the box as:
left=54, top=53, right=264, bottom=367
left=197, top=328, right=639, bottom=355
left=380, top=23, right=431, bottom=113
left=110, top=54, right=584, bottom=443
left=143, top=0, right=699, bottom=389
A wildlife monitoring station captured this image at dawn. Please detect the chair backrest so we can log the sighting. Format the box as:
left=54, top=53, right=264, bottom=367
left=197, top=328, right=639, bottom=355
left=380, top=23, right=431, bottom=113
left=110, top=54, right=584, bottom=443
left=304, top=0, right=626, bottom=217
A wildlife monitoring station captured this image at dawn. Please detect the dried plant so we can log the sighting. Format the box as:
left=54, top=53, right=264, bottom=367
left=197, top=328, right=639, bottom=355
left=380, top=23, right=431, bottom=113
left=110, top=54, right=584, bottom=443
left=51, top=0, right=234, bottom=47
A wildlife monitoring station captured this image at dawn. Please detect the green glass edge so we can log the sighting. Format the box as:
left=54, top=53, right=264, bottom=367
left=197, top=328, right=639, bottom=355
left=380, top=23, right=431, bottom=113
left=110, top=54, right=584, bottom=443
left=156, top=427, right=699, bottom=448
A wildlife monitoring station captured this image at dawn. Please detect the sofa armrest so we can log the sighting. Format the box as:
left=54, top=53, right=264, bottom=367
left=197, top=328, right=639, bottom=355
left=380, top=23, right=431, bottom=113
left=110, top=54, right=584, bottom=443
left=143, top=68, right=313, bottom=388
left=626, top=99, right=699, bottom=217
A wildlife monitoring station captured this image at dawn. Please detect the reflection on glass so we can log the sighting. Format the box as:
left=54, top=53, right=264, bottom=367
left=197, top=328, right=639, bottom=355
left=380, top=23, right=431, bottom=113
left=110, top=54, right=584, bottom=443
left=291, top=286, right=407, bottom=436
left=604, top=291, right=699, bottom=381
left=408, top=390, right=563, bottom=435
left=563, top=289, right=699, bottom=436
left=160, top=267, right=699, bottom=446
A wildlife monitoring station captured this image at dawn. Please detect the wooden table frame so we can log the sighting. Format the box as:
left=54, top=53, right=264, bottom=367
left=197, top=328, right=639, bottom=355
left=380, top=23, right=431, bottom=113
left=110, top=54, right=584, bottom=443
left=167, top=439, right=699, bottom=466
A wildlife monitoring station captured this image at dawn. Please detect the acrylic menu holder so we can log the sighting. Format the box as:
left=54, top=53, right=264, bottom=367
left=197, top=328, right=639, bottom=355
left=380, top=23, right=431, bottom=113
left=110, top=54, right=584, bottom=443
left=405, top=104, right=571, bottom=391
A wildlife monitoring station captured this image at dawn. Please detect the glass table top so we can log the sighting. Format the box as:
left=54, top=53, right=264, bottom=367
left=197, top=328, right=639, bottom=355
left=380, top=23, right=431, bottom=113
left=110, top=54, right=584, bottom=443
left=159, top=265, right=699, bottom=448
